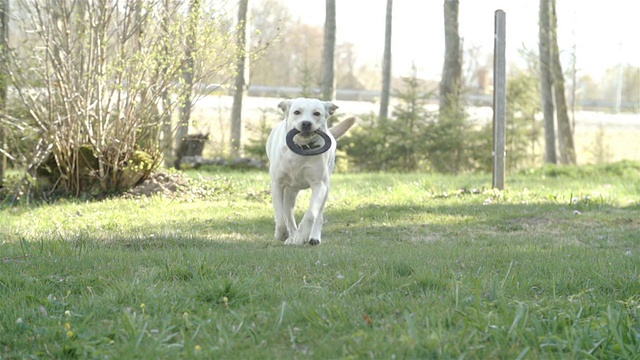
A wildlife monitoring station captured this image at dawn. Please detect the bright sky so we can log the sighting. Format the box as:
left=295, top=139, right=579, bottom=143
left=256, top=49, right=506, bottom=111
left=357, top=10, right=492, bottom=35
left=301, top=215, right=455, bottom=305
left=278, top=0, right=640, bottom=81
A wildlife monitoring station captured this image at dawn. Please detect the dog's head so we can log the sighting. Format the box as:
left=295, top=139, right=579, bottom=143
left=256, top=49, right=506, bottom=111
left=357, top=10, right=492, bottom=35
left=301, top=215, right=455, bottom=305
left=278, top=98, right=338, bottom=137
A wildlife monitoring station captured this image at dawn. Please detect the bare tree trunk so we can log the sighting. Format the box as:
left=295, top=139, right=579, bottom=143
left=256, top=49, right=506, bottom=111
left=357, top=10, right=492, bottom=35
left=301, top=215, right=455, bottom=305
left=0, top=0, right=8, bottom=187
left=175, top=0, right=200, bottom=167
left=379, top=0, right=392, bottom=122
left=569, top=42, right=577, bottom=135
left=320, top=0, right=336, bottom=101
left=549, top=0, right=575, bottom=164
left=230, top=0, right=249, bottom=157
left=538, top=0, right=557, bottom=164
left=438, top=0, right=465, bottom=174
left=439, top=0, right=462, bottom=115
left=161, top=0, right=173, bottom=167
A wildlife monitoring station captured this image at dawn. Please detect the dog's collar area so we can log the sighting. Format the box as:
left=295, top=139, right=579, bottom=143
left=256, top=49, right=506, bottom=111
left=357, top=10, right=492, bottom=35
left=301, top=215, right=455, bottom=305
left=286, top=128, right=332, bottom=156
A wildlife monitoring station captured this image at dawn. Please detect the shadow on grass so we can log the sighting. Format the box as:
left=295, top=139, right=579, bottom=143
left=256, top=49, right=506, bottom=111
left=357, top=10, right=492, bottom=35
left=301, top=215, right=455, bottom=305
left=82, top=196, right=640, bottom=252
left=325, top=199, right=640, bottom=247
left=5, top=181, right=638, bottom=254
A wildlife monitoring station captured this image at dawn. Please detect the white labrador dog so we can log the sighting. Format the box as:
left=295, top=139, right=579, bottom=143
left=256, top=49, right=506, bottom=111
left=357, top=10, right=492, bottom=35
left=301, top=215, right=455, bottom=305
left=266, top=98, right=355, bottom=245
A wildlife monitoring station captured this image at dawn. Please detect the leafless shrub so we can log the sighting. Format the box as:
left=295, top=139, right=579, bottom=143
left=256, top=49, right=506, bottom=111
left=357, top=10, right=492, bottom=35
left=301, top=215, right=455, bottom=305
left=3, top=0, right=239, bottom=200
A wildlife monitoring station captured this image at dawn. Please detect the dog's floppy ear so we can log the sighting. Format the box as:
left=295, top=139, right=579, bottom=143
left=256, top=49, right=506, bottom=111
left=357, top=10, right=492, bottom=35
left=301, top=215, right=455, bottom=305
left=324, top=102, right=338, bottom=116
left=278, top=100, right=292, bottom=114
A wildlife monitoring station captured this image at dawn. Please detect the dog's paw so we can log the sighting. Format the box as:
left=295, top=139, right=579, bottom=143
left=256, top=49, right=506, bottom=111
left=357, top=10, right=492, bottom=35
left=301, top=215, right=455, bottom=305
left=275, top=227, right=289, bottom=241
left=308, top=238, right=321, bottom=246
left=284, top=237, right=303, bottom=246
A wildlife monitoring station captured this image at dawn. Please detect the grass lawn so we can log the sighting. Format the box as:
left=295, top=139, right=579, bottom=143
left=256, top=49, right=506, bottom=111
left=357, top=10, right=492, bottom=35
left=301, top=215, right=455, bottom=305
left=1, top=163, right=640, bottom=358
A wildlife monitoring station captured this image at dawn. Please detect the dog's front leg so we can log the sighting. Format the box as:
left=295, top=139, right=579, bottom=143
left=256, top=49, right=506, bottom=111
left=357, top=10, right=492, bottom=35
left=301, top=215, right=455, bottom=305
left=271, top=183, right=289, bottom=241
left=282, top=187, right=299, bottom=244
left=295, top=181, right=328, bottom=246
left=309, top=190, right=329, bottom=245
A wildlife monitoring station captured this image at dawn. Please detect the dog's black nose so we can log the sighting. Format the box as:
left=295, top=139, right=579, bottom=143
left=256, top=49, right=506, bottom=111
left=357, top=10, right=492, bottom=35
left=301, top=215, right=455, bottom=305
left=300, top=121, right=312, bottom=132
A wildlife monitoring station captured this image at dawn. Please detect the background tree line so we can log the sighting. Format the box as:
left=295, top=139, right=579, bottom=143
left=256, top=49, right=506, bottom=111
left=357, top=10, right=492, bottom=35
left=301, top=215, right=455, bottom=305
left=246, top=0, right=637, bottom=173
left=0, top=0, right=638, bottom=201
left=246, top=1, right=639, bottom=111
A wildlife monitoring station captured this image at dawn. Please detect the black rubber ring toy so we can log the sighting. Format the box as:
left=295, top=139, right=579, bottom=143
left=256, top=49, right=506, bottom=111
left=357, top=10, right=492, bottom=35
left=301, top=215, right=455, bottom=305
left=285, top=128, right=333, bottom=156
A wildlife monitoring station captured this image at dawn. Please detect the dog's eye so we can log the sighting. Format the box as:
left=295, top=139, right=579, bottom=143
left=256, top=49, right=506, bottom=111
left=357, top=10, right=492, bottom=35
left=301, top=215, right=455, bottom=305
left=293, top=110, right=301, bottom=115
left=313, top=111, right=321, bottom=116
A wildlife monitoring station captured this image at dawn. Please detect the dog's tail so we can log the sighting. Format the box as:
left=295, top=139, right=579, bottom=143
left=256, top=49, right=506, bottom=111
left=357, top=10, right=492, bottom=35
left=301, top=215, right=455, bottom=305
left=329, top=117, right=356, bottom=139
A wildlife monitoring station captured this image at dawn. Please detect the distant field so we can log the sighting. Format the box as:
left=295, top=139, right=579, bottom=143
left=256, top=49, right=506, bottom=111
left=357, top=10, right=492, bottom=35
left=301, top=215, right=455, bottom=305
left=191, top=94, right=640, bottom=164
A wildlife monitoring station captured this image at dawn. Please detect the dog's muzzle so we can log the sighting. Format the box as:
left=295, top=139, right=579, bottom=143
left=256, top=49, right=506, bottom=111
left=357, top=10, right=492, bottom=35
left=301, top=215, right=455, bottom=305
left=286, top=128, right=332, bottom=156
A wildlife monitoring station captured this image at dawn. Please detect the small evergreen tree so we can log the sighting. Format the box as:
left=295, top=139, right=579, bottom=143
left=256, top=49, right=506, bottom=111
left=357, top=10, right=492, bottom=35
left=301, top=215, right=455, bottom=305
left=388, top=69, right=434, bottom=171
left=429, top=95, right=468, bottom=173
left=506, top=72, right=543, bottom=170
left=344, top=67, right=435, bottom=172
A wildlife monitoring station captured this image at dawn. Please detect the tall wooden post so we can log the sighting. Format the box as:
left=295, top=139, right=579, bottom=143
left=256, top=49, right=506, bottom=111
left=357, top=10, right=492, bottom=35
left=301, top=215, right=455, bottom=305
left=492, top=10, right=506, bottom=190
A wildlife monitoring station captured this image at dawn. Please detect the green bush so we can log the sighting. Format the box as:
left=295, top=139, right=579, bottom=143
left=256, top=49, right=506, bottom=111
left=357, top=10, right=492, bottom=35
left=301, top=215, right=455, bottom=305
left=523, top=160, right=640, bottom=179
left=343, top=72, right=492, bottom=173
left=342, top=71, right=548, bottom=174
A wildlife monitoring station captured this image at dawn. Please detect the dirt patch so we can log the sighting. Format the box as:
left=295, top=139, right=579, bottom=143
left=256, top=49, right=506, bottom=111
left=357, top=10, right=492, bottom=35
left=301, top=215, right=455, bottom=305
left=125, top=171, right=190, bottom=197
